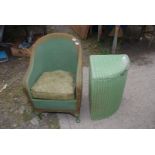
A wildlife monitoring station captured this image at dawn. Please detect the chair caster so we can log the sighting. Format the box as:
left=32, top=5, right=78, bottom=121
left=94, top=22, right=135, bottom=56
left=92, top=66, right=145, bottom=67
left=33, top=110, right=43, bottom=119
left=38, top=113, right=43, bottom=119
left=75, top=114, right=80, bottom=123
left=76, top=117, right=80, bottom=123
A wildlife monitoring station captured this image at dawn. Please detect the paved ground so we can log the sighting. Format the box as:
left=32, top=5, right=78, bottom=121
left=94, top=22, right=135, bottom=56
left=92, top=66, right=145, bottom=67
left=58, top=52, right=155, bottom=129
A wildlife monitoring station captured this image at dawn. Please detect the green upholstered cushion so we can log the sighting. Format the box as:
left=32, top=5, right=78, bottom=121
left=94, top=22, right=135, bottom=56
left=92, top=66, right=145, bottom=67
left=31, top=70, right=74, bottom=100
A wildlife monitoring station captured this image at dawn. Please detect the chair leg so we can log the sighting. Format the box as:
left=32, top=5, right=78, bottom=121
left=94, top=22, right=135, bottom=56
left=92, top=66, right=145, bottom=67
left=33, top=109, right=43, bottom=119
left=75, top=113, right=80, bottom=123
left=37, top=113, right=43, bottom=119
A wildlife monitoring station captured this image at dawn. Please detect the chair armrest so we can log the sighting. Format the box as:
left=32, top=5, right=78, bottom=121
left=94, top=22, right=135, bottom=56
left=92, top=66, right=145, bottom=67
left=23, top=47, right=41, bottom=100
left=76, top=43, right=83, bottom=111
left=23, top=56, right=34, bottom=99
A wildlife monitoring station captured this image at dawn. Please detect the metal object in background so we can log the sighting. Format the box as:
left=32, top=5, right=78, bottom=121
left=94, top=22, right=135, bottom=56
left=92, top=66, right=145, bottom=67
left=112, top=25, right=120, bottom=53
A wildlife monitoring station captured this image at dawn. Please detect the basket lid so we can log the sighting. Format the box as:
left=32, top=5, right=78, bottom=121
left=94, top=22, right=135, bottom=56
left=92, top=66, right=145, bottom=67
left=90, top=54, right=130, bottom=79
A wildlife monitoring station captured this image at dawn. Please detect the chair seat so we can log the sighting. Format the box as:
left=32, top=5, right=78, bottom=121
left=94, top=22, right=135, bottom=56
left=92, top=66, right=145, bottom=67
left=31, top=70, right=74, bottom=100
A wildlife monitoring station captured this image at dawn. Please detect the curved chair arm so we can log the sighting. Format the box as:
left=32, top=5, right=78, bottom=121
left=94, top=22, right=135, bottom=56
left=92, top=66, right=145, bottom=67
left=23, top=44, right=43, bottom=100
left=23, top=48, right=35, bottom=100
left=75, top=42, right=83, bottom=112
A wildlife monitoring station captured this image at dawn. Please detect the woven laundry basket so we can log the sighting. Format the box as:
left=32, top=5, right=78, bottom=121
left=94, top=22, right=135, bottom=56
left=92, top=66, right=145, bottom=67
left=89, top=54, right=130, bottom=120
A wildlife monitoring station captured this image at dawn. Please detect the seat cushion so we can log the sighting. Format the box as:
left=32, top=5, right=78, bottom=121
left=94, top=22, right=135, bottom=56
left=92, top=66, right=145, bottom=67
left=31, top=70, right=74, bottom=100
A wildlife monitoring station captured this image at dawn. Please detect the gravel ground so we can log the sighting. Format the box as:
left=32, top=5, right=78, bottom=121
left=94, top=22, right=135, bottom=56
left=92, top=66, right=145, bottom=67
left=0, top=57, right=59, bottom=128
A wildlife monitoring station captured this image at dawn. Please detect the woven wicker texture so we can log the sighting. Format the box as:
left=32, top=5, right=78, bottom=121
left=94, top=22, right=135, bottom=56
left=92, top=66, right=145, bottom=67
left=89, top=54, right=130, bottom=120
left=23, top=33, right=83, bottom=121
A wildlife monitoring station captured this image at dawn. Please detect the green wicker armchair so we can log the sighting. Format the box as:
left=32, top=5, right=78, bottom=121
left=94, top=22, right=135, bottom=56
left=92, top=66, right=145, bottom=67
left=23, top=33, right=83, bottom=122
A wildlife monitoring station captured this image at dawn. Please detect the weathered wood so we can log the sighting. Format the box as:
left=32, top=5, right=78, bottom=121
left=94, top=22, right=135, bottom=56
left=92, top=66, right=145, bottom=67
left=71, top=25, right=90, bottom=39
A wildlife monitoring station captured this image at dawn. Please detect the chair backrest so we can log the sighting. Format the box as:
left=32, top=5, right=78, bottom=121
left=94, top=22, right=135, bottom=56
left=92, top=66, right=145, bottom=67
left=31, top=33, right=79, bottom=80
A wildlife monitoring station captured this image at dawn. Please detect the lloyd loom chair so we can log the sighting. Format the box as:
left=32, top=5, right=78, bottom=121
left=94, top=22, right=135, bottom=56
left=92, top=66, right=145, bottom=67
left=23, top=33, right=83, bottom=122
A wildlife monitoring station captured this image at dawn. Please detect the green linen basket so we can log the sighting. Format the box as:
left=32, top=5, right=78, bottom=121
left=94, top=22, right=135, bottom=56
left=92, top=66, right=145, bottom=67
left=89, top=54, right=130, bottom=120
